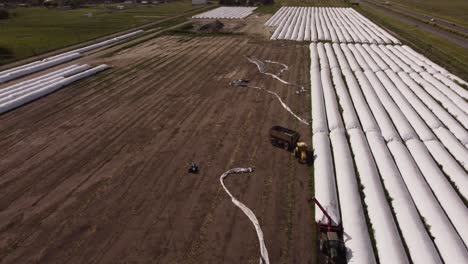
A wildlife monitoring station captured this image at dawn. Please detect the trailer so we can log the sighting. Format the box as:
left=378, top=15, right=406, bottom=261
left=269, top=125, right=300, bottom=151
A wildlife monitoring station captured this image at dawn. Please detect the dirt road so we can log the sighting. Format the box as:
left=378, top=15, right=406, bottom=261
left=0, top=35, right=315, bottom=263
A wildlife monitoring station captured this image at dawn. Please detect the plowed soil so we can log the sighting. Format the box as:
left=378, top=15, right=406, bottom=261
left=0, top=35, right=314, bottom=263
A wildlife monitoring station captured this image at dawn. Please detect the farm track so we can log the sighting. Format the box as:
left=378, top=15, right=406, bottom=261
left=0, top=35, right=314, bottom=263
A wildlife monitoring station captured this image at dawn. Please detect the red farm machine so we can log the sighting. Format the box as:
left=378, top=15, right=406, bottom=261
left=310, top=198, right=347, bottom=264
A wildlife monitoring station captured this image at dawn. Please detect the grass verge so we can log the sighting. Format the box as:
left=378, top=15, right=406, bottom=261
left=355, top=5, right=468, bottom=81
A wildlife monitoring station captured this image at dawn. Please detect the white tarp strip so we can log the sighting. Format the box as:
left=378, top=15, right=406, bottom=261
left=247, top=85, right=309, bottom=125
left=247, top=57, right=306, bottom=94
left=219, top=168, right=270, bottom=264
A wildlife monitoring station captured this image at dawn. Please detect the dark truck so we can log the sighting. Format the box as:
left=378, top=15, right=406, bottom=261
left=269, top=125, right=300, bottom=151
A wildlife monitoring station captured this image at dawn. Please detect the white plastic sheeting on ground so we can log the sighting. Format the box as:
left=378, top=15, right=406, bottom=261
left=192, top=7, right=256, bottom=19
left=247, top=57, right=306, bottom=94
left=219, top=168, right=269, bottom=264
left=267, top=7, right=399, bottom=44
left=0, top=64, right=109, bottom=114
left=244, top=57, right=309, bottom=125
left=245, top=85, right=309, bottom=125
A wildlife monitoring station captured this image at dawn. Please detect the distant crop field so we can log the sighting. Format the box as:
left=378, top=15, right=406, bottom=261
left=388, top=0, right=468, bottom=27
left=0, top=1, right=202, bottom=65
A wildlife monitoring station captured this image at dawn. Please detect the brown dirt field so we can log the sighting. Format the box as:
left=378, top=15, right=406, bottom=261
left=0, top=35, right=315, bottom=263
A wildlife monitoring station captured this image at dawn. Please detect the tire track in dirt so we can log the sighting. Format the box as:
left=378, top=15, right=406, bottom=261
left=0, top=35, right=314, bottom=264
left=0, top=36, right=234, bottom=262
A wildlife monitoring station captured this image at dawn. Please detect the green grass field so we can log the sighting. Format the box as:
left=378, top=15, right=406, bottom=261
left=387, top=0, right=468, bottom=28
left=356, top=5, right=468, bottom=80
left=0, top=1, right=204, bottom=65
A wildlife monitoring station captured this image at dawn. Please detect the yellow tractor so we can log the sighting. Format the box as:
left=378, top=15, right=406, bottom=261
left=294, top=141, right=309, bottom=164
left=269, top=126, right=312, bottom=165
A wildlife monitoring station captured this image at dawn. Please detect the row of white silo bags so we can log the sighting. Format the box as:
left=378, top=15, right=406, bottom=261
left=310, top=44, right=340, bottom=227
left=333, top=43, right=466, bottom=263
left=350, top=42, right=468, bottom=185
left=330, top=43, right=419, bottom=264
left=312, top=43, right=377, bottom=264
left=355, top=44, right=468, bottom=182
left=400, top=45, right=468, bottom=88
left=192, top=7, right=256, bottom=19
left=49, top=30, right=144, bottom=60
left=347, top=8, right=400, bottom=44
left=384, top=46, right=468, bottom=113
left=367, top=44, right=468, bottom=142
left=0, top=65, right=92, bottom=101
left=0, top=64, right=109, bottom=114
left=0, top=64, right=77, bottom=96
left=341, top=44, right=468, bottom=260
left=268, top=7, right=399, bottom=43
left=0, top=30, right=143, bottom=84
left=264, top=6, right=286, bottom=26
left=0, top=53, right=81, bottom=84
left=387, top=45, right=468, bottom=102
